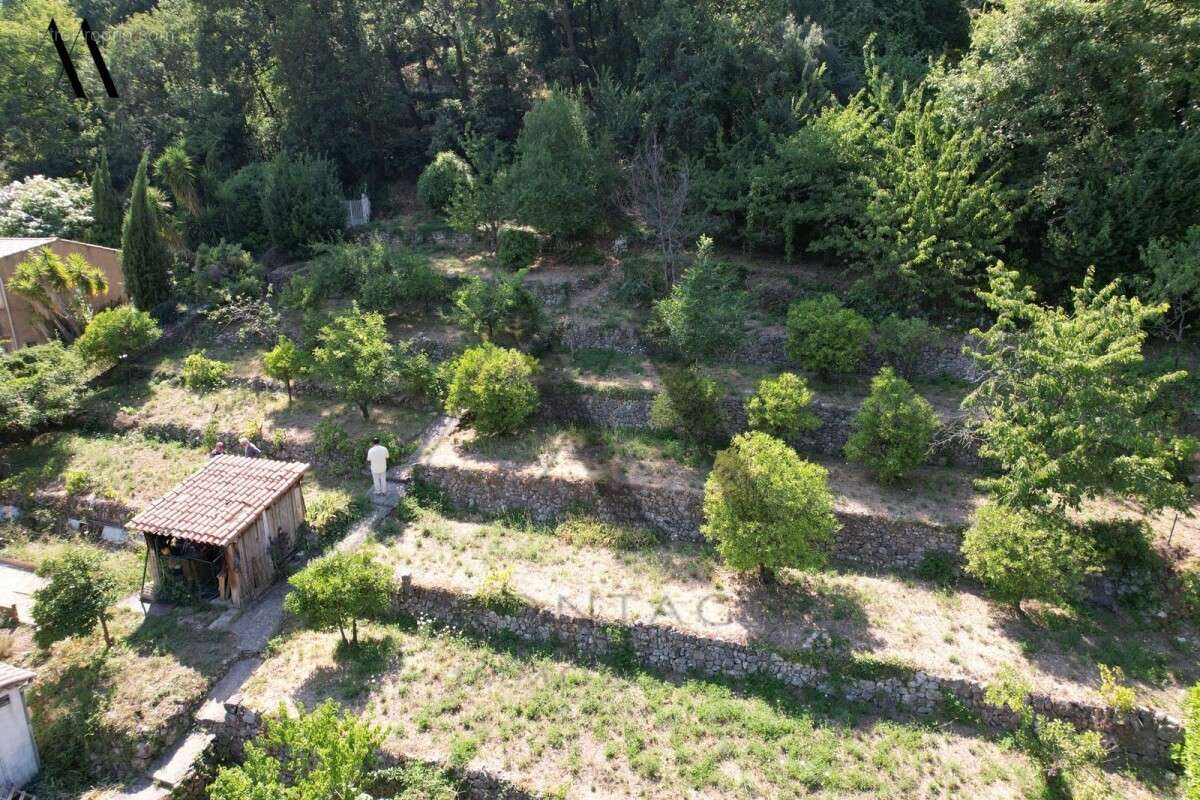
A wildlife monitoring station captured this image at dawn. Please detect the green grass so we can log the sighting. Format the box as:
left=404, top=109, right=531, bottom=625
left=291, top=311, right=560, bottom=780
left=0, top=431, right=209, bottom=507
left=566, top=347, right=645, bottom=377
left=0, top=524, right=143, bottom=595
left=245, top=623, right=1088, bottom=800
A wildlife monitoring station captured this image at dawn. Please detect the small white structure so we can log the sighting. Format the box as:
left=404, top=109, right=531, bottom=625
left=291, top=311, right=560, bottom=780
left=344, top=192, right=371, bottom=227
left=0, top=662, right=38, bottom=789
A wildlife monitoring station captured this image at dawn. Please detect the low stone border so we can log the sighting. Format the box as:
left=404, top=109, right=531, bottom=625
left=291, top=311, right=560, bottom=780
left=412, top=462, right=962, bottom=573
left=390, top=577, right=1182, bottom=764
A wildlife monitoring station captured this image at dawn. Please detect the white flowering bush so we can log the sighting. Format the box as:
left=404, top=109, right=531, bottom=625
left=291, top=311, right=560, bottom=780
left=0, top=175, right=94, bottom=238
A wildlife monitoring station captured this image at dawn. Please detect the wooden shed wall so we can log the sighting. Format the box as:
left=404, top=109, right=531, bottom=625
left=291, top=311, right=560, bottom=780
left=225, top=483, right=306, bottom=606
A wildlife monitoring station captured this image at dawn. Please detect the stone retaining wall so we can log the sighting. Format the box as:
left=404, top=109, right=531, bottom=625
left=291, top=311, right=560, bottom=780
left=413, top=462, right=962, bottom=573
left=391, top=579, right=1180, bottom=763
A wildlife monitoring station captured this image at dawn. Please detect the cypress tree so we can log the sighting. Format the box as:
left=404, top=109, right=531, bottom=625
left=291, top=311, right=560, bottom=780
left=120, top=149, right=173, bottom=311
left=91, top=150, right=122, bottom=247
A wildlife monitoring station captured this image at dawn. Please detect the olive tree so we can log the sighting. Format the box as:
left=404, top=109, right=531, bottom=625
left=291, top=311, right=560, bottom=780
left=32, top=549, right=119, bottom=649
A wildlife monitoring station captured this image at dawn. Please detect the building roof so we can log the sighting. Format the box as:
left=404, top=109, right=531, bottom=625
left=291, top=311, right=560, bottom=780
left=0, top=662, right=36, bottom=692
left=0, top=237, right=121, bottom=260
left=127, top=456, right=310, bottom=547
left=0, top=238, right=56, bottom=259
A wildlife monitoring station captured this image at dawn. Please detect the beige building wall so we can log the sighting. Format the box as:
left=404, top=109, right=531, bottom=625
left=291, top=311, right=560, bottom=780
left=0, top=238, right=125, bottom=351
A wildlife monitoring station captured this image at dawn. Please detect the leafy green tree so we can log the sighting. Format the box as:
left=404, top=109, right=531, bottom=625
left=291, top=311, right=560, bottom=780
left=745, top=372, right=820, bottom=439
left=32, top=549, right=119, bottom=649
left=285, top=551, right=394, bottom=646
left=8, top=248, right=108, bottom=342
left=418, top=150, right=473, bottom=214
left=964, top=263, right=1193, bottom=514
left=1185, top=683, right=1200, bottom=800
left=507, top=91, right=602, bottom=240
left=74, top=305, right=162, bottom=368
left=445, top=344, right=538, bottom=435
left=447, top=133, right=510, bottom=251
left=121, top=149, right=174, bottom=311
left=845, top=367, right=938, bottom=482
left=263, top=336, right=306, bottom=403
left=452, top=272, right=543, bottom=344
left=650, top=367, right=728, bottom=445
left=702, top=432, right=839, bottom=583
left=785, top=294, right=872, bottom=376
left=962, top=503, right=1099, bottom=608
left=261, top=152, right=346, bottom=256
left=207, top=700, right=382, bottom=800
left=311, top=305, right=401, bottom=420
left=0, top=343, right=89, bottom=433
left=182, top=352, right=230, bottom=392
left=91, top=150, right=123, bottom=247
left=1140, top=225, right=1200, bottom=345
left=652, top=236, right=749, bottom=361
left=835, top=81, right=1015, bottom=312
left=496, top=227, right=539, bottom=271
left=935, top=0, right=1200, bottom=289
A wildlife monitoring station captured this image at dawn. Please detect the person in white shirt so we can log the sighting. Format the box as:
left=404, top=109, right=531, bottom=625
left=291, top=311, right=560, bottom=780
left=366, top=437, right=389, bottom=495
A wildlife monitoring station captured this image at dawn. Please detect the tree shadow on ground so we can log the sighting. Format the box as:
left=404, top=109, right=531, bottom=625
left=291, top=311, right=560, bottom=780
left=293, top=634, right=403, bottom=713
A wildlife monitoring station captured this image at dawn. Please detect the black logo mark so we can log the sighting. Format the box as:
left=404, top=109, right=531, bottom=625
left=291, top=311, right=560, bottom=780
left=48, top=18, right=119, bottom=99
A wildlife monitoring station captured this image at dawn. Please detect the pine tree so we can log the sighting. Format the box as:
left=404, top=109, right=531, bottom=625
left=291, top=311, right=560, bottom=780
left=120, top=149, right=173, bottom=311
left=91, top=149, right=122, bottom=247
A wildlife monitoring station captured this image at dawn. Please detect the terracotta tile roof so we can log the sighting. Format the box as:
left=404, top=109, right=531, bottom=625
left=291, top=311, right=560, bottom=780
left=0, top=662, right=36, bottom=692
left=127, top=456, right=309, bottom=547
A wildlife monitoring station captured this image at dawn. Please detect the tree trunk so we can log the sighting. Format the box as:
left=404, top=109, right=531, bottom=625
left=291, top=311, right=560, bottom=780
left=352, top=618, right=358, bottom=645
left=99, top=613, right=112, bottom=648
left=285, top=380, right=293, bottom=405
left=337, top=621, right=348, bottom=645
left=758, top=565, right=775, bottom=585
left=359, top=400, right=370, bottom=420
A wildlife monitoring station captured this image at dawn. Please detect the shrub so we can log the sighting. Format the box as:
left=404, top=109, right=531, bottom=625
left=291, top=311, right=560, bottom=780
left=285, top=551, right=394, bottom=645
left=73, top=305, right=162, bottom=368
left=1185, top=683, right=1200, bottom=799
left=445, top=344, right=538, bottom=435
left=745, top=372, right=820, bottom=439
left=985, top=665, right=1105, bottom=791
left=875, top=315, right=938, bottom=378
left=650, top=367, right=727, bottom=445
left=1182, top=567, right=1200, bottom=625
left=844, top=367, right=938, bottom=482
left=702, top=431, right=839, bottom=583
left=962, top=504, right=1100, bottom=608
left=305, top=489, right=369, bottom=544
left=472, top=566, right=523, bottom=613
left=785, top=294, right=872, bottom=376
left=555, top=516, right=657, bottom=550
left=652, top=236, right=749, bottom=361
left=507, top=91, right=603, bottom=240
left=181, top=352, right=230, bottom=392
left=263, top=336, right=306, bottom=403
left=496, top=227, right=540, bottom=270
left=32, top=549, right=119, bottom=648
left=417, top=151, right=474, bottom=214
left=208, top=701, right=382, bottom=800
left=0, top=342, right=89, bottom=434
left=917, top=550, right=956, bottom=588
left=1098, top=664, right=1136, bottom=713
left=261, top=152, right=345, bottom=255
left=62, top=470, right=92, bottom=496
left=0, top=175, right=93, bottom=238
left=617, top=254, right=669, bottom=304
left=192, top=240, right=264, bottom=301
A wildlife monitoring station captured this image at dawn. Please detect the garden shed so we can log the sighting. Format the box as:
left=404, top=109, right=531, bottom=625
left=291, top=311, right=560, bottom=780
left=0, top=662, right=38, bottom=789
left=128, top=456, right=310, bottom=606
